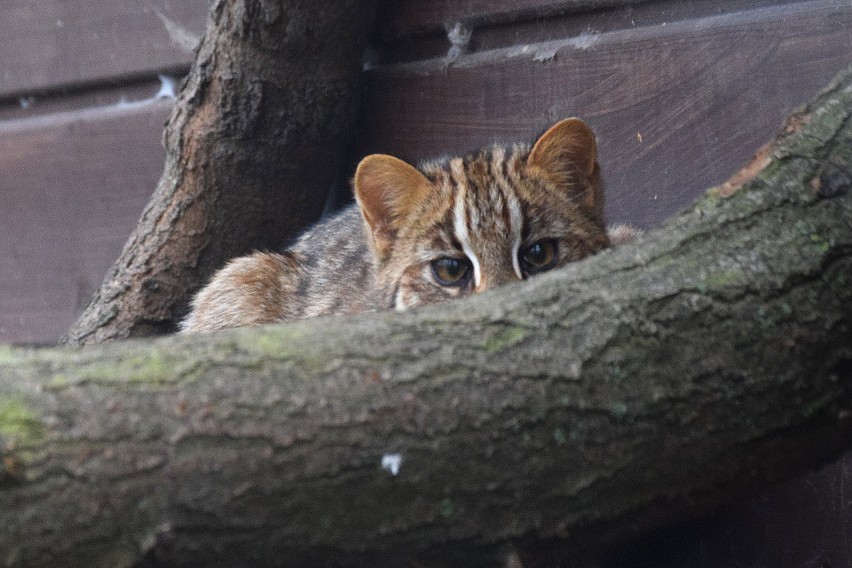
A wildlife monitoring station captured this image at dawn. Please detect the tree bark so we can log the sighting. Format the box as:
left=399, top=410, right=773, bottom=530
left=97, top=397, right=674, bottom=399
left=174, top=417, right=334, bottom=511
left=63, top=0, right=377, bottom=345
left=2, top=68, right=851, bottom=568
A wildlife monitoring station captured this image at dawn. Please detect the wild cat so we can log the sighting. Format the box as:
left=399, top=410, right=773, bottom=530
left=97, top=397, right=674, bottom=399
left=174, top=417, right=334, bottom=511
left=181, top=118, right=637, bottom=332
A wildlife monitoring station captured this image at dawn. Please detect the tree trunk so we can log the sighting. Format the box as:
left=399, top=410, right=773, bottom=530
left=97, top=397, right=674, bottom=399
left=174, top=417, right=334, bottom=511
left=63, top=0, right=377, bottom=345
left=2, top=66, right=851, bottom=568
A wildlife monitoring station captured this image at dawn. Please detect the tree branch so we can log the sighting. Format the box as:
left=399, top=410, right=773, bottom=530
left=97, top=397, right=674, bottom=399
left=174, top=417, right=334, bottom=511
left=63, top=0, right=377, bottom=345
left=3, top=66, right=851, bottom=568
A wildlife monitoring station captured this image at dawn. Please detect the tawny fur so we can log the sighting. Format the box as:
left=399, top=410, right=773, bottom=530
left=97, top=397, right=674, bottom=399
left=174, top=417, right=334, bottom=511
left=182, top=118, right=639, bottom=333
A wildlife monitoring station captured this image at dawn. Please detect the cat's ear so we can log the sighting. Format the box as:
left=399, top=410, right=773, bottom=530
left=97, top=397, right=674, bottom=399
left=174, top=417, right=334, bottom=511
left=526, top=118, right=603, bottom=214
left=354, top=154, right=431, bottom=257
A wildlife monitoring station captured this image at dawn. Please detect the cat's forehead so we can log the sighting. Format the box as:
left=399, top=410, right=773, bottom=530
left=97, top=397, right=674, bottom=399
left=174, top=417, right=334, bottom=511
left=415, top=143, right=567, bottom=230
left=400, top=142, right=590, bottom=258
left=398, top=146, right=528, bottom=256
left=418, top=143, right=529, bottom=189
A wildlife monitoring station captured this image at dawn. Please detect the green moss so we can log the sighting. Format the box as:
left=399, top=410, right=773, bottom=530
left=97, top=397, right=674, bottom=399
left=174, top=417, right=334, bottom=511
left=94, top=547, right=139, bottom=568
left=0, top=344, right=20, bottom=364
left=800, top=398, right=826, bottom=418
left=439, top=498, right=455, bottom=518
left=253, top=328, right=308, bottom=357
left=48, top=374, right=69, bottom=388
left=694, top=189, right=728, bottom=213
left=71, top=543, right=140, bottom=568
left=702, top=187, right=724, bottom=201
left=753, top=159, right=785, bottom=186
left=794, top=219, right=815, bottom=236
left=608, top=365, right=626, bottom=381
left=0, top=399, right=44, bottom=445
left=786, top=98, right=850, bottom=156
left=77, top=363, right=114, bottom=382
left=552, top=427, right=567, bottom=445
left=791, top=220, right=832, bottom=254
left=248, top=327, right=331, bottom=371
left=704, top=269, right=741, bottom=290
left=756, top=306, right=774, bottom=330
left=809, top=233, right=830, bottom=254
left=126, top=351, right=171, bottom=383
left=483, top=326, right=527, bottom=353
left=77, top=349, right=182, bottom=386
left=694, top=268, right=744, bottom=295
left=610, top=402, right=628, bottom=418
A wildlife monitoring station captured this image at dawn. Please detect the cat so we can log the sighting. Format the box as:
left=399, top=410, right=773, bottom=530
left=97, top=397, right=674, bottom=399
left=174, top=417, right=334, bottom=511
left=181, top=118, right=638, bottom=332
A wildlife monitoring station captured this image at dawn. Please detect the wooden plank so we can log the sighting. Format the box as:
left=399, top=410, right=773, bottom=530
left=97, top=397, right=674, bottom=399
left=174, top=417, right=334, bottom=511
left=359, top=0, right=852, bottom=228
left=468, top=0, right=805, bottom=56
left=0, top=0, right=205, bottom=99
left=0, top=78, right=171, bottom=122
left=375, top=0, right=804, bottom=65
left=377, top=0, right=654, bottom=38
left=606, top=449, right=852, bottom=568
left=0, top=100, right=171, bottom=345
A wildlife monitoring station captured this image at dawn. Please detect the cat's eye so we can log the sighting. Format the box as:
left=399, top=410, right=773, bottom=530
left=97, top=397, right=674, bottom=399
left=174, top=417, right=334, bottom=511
left=520, top=239, right=558, bottom=275
left=431, top=257, right=472, bottom=286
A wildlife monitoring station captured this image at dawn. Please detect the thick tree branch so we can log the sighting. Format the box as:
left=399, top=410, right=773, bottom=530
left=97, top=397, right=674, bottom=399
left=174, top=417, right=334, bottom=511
left=64, top=0, right=377, bottom=345
left=2, top=68, right=851, bottom=568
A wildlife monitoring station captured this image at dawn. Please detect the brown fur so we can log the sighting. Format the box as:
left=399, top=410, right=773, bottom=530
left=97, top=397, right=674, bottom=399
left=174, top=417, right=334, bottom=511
left=181, top=252, right=305, bottom=331
left=182, top=118, right=637, bottom=333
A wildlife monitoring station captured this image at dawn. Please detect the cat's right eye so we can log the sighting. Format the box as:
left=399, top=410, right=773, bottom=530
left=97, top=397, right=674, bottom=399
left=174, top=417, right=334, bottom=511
left=520, top=239, right=558, bottom=275
left=431, top=257, right=472, bottom=287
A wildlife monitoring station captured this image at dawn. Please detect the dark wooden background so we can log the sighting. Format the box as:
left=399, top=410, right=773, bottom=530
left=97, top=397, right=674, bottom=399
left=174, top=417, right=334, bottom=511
left=1, top=0, right=850, bottom=565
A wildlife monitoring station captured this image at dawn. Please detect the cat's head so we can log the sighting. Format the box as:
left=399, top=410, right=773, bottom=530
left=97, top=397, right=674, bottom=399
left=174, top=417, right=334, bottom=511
left=353, top=118, right=609, bottom=310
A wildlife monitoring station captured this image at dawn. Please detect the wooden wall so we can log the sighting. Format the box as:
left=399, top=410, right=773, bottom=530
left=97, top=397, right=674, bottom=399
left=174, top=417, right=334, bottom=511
left=0, top=2, right=850, bottom=561
left=0, top=2, right=206, bottom=345
left=363, top=0, right=851, bottom=228
left=2, top=0, right=850, bottom=345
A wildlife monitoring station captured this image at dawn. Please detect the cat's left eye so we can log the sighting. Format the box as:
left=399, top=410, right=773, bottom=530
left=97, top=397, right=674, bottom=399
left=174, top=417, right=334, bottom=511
left=431, top=257, right=472, bottom=286
left=520, top=239, right=558, bottom=275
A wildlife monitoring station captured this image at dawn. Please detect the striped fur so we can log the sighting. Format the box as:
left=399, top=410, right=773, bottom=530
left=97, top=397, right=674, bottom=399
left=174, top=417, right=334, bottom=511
left=182, top=118, right=627, bottom=333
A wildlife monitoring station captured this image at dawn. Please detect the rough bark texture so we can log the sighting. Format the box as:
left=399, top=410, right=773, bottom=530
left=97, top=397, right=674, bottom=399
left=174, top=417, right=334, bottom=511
left=63, top=0, right=377, bottom=345
left=2, top=68, right=851, bottom=568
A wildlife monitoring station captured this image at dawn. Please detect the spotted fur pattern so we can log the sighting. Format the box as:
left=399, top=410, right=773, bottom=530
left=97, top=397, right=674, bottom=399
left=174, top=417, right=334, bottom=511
left=182, top=118, right=632, bottom=333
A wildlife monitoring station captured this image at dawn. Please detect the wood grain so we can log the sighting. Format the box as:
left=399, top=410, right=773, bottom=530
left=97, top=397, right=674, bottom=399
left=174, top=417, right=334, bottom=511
left=604, top=449, right=852, bottom=568
left=0, top=0, right=205, bottom=98
left=359, top=0, right=852, bottom=228
left=0, top=100, right=170, bottom=344
left=376, top=0, right=653, bottom=38
left=376, top=0, right=801, bottom=65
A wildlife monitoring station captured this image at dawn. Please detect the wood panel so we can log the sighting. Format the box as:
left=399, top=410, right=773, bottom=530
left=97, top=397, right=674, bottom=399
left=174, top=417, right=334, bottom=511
left=0, top=0, right=205, bottom=99
left=469, top=0, right=805, bottom=55
left=359, top=0, right=852, bottom=228
left=0, top=78, right=170, bottom=122
left=604, top=448, right=852, bottom=567
left=377, top=0, right=653, bottom=38
left=0, top=99, right=171, bottom=344
left=375, top=0, right=807, bottom=66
